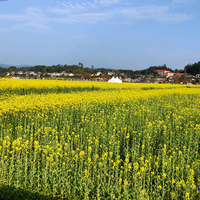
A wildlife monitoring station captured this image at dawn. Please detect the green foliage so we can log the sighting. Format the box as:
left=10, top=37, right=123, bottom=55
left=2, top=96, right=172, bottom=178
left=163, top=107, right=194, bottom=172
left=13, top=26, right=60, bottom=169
left=1, top=61, right=200, bottom=78
left=185, top=62, right=200, bottom=75
left=0, top=186, right=52, bottom=200
left=139, top=64, right=174, bottom=75
left=1, top=91, right=200, bottom=199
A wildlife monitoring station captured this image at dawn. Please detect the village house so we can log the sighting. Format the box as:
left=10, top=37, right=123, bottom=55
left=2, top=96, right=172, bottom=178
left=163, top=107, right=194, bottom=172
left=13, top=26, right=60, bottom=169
left=173, top=73, right=182, bottom=78
left=165, top=71, right=174, bottom=78
left=10, top=71, right=16, bottom=76
left=108, top=71, right=114, bottom=76
left=155, top=69, right=184, bottom=79
left=196, top=74, right=200, bottom=78
left=17, top=71, right=23, bottom=75
left=67, top=73, right=74, bottom=77
left=95, top=71, right=102, bottom=76
left=154, top=69, right=172, bottom=76
left=26, top=71, right=35, bottom=76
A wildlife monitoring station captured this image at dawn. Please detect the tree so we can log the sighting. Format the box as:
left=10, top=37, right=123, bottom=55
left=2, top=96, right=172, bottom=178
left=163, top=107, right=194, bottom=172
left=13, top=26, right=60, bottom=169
left=91, top=65, right=94, bottom=70
left=179, top=77, right=183, bottom=83
left=153, top=71, right=159, bottom=78
left=8, top=66, right=17, bottom=71
left=163, top=64, right=167, bottom=69
left=74, top=68, right=83, bottom=75
left=79, top=62, right=83, bottom=69
left=131, top=75, right=137, bottom=79
left=184, top=66, right=187, bottom=83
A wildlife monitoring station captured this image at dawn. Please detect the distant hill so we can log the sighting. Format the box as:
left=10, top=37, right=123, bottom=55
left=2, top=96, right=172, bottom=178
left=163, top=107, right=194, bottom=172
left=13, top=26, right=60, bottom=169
left=16, top=64, right=33, bottom=68
left=0, top=63, right=33, bottom=68
left=0, top=63, right=11, bottom=68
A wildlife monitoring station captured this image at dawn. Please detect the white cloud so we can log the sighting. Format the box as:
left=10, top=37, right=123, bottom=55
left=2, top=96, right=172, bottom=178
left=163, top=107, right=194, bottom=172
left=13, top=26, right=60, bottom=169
left=48, top=11, right=114, bottom=24
left=15, top=23, right=52, bottom=32
left=0, top=13, right=24, bottom=21
left=0, top=7, right=51, bottom=33
left=159, top=13, right=192, bottom=23
left=0, top=1, right=193, bottom=33
left=118, top=6, right=168, bottom=20
left=48, top=2, right=89, bottom=14
left=93, top=0, right=122, bottom=6
left=117, top=5, right=192, bottom=23
left=173, top=0, right=193, bottom=3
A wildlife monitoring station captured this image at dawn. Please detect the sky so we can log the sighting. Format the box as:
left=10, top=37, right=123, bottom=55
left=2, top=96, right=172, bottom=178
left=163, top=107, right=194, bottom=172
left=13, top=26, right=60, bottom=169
left=0, top=0, right=200, bottom=70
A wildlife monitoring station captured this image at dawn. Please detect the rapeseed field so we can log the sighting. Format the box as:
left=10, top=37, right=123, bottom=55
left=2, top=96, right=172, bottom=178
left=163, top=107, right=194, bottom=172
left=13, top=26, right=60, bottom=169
left=0, top=79, right=200, bottom=199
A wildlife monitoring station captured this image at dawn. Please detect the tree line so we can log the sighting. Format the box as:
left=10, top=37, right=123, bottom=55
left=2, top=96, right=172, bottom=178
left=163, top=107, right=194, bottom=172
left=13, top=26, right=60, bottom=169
left=0, top=61, right=199, bottom=78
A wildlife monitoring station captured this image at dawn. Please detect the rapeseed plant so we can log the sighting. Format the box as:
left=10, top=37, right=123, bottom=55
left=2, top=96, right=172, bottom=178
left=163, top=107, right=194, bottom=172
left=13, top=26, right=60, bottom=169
left=0, top=79, right=200, bottom=199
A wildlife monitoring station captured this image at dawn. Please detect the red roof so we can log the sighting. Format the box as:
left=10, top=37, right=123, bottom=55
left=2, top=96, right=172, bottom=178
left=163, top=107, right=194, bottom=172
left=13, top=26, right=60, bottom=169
left=175, top=73, right=182, bottom=77
left=155, top=69, right=170, bottom=72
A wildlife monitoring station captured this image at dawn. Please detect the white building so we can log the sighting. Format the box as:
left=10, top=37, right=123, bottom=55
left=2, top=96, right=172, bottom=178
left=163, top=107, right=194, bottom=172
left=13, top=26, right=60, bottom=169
left=196, top=74, right=200, bottom=78
left=96, top=72, right=102, bottom=76
left=165, top=72, right=174, bottom=78
left=108, top=71, right=114, bottom=76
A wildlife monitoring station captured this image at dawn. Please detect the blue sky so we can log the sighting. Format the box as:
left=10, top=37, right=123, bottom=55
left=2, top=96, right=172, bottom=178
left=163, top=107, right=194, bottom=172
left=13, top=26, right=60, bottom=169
left=0, top=0, right=199, bottom=70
